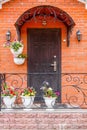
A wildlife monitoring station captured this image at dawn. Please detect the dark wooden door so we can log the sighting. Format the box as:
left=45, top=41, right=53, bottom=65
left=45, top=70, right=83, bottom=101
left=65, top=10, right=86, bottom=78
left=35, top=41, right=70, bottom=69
left=27, top=29, right=61, bottom=101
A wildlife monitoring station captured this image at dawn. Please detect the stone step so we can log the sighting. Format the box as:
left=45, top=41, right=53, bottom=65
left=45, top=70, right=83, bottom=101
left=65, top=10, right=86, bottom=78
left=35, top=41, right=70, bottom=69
left=0, top=112, right=87, bottom=130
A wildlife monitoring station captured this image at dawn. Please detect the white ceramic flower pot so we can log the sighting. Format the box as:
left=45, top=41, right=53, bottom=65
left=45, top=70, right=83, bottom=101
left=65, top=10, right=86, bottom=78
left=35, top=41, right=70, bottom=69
left=14, top=58, right=25, bottom=65
left=21, top=96, right=35, bottom=108
left=3, top=96, right=16, bottom=109
left=44, top=97, right=56, bottom=108
left=10, top=45, right=24, bottom=56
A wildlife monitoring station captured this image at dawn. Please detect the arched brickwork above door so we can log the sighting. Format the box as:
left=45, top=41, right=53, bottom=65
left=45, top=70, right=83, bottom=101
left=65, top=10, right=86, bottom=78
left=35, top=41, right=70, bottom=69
left=15, top=5, right=75, bottom=46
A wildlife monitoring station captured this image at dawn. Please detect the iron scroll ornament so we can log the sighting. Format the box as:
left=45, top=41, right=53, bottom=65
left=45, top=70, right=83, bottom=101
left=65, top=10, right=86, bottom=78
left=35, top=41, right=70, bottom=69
left=15, top=5, right=75, bottom=47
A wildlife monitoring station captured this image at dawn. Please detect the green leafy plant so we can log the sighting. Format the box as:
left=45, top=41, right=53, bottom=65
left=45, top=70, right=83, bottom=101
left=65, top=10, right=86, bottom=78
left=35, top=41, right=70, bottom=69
left=17, top=54, right=27, bottom=58
left=44, top=87, right=60, bottom=97
left=21, top=87, right=36, bottom=96
left=40, top=82, right=60, bottom=98
left=10, top=40, right=23, bottom=51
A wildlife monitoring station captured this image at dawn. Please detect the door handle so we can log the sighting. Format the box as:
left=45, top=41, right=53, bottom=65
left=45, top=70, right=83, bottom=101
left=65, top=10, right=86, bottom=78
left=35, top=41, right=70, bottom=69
left=51, top=61, right=57, bottom=72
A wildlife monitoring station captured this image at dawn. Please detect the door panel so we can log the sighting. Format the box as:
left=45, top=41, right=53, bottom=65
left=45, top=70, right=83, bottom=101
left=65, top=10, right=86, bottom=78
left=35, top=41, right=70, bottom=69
left=27, top=29, right=61, bottom=101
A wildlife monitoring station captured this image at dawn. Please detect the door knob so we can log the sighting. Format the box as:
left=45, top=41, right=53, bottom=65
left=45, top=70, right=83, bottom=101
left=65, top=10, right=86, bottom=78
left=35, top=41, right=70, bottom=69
left=51, top=61, right=57, bottom=72
left=51, top=55, right=57, bottom=72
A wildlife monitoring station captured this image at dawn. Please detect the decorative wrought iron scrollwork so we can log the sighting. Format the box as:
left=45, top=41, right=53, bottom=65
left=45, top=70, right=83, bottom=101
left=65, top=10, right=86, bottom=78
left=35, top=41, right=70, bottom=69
left=1, top=73, right=87, bottom=110
left=4, top=74, right=24, bottom=89
left=15, top=5, right=75, bottom=46
left=62, top=73, right=87, bottom=108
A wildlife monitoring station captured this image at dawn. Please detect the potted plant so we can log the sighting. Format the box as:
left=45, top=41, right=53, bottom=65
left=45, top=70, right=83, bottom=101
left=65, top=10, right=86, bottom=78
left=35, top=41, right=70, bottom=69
left=10, top=40, right=24, bottom=56
left=41, top=83, right=60, bottom=109
left=2, top=83, right=17, bottom=109
left=14, top=53, right=27, bottom=65
left=21, top=87, right=36, bottom=109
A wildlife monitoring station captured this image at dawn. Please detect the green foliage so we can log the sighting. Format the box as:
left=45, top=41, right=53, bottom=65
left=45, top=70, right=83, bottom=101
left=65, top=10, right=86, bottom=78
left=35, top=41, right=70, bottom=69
left=11, top=41, right=23, bottom=51
left=41, top=86, right=60, bottom=98
left=17, top=54, right=27, bottom=58
left=45, top=88, right=57, bottom=97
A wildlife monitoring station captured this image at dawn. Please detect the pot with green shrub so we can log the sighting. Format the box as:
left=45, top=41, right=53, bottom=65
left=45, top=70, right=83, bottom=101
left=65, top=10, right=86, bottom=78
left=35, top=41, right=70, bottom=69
left=10, top=40, right=24, bottom=56
left=40, top=82, right=60, bottom=109
left=2, top=83, right=17, bottom=109
left=21, top=87, right=36, bottom=109
left=14, top=54, right=27, bottom=65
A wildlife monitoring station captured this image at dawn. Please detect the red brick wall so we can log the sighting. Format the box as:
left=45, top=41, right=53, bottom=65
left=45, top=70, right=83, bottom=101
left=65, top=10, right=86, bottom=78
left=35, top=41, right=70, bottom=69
left=0, top=0, right=87, bottom=106
left=0, top=0, right=87, bottom=73
left=0, top=112, right=87, bottom=130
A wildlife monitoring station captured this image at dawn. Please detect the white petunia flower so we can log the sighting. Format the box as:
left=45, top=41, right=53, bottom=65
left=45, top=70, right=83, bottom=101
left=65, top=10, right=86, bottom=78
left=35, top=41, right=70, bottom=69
left=48, top=87, right=52, bottom=90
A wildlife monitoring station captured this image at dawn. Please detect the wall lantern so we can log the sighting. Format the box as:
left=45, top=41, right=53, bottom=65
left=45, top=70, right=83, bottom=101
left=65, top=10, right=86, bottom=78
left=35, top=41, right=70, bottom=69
left=42, top=20, right=47, bottom=26
left=76, top=30, right=82, bottom=42
left=6, top=30, right=11, bottom=41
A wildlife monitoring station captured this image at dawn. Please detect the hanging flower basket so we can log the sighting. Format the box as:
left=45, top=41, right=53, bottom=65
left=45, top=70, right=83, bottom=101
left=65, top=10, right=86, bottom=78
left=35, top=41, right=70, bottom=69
left=13, top=54, right=27, bottom=65
left=14, top=57, right=25, bottom=65
left=10, top=40, right=24, bottom=56
left=10, top=45, right=24, bottom=56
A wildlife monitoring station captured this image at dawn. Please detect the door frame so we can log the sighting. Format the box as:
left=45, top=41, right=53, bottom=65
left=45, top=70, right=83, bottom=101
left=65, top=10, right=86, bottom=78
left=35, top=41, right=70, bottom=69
left=27, top=28, right=61, bottom=102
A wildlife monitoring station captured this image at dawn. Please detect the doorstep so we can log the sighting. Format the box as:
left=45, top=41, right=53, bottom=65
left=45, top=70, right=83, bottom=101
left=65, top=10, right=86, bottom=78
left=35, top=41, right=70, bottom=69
left=1, top=108, right=87, bottom=113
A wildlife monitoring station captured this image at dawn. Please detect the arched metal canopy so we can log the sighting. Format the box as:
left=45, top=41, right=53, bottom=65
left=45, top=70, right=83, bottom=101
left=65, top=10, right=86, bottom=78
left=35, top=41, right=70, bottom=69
left=15, top=5, right=75, bottom=46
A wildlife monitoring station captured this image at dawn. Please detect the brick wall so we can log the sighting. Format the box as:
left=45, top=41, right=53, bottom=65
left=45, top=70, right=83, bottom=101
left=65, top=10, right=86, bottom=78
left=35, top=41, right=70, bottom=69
left=0, top=112, right=87, bottom=130
left=0, top=0, right=87, bottom=106
left=0, top=1, right=87, bottom=127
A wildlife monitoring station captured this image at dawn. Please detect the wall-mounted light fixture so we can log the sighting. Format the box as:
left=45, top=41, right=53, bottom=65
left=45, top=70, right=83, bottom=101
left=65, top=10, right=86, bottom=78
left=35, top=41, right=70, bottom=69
left=76, top=30, right=82, bottom=42
left=6, top=30, right=11, bottom=41
left=42, top=20, right=47, bottom=26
